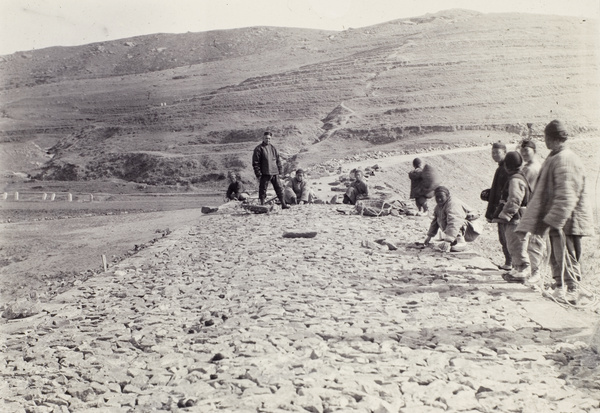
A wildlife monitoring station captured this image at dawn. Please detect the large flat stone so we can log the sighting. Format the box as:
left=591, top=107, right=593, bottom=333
left=521, top=300, right=598, bottom=340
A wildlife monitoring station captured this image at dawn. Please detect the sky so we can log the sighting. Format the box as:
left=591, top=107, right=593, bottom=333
left=1, top=0, right=599, bottom=55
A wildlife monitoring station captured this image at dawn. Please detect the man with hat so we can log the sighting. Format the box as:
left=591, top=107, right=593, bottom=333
left=481, top=141, right=511, bottom=270
left=517, top=120, right=594, bottom=304
left=252, top=131, right=289, bottom=209
left=284, top=169, right=317, bottom=205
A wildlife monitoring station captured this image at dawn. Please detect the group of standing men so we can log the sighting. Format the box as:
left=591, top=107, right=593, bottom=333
left=407, top=120, right=593, bottom=304
left=483, top=120, right=593, bottom=305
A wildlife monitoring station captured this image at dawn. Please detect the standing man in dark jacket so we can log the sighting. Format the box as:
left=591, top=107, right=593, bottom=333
left=481, top=141, right=511, bottom=270
left=252, top=131, right=289, bottom=209
left=408, top=158, right=429, bottom=215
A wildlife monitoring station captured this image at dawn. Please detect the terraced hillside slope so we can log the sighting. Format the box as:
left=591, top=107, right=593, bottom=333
left=0, top=10, right=598, bottom=186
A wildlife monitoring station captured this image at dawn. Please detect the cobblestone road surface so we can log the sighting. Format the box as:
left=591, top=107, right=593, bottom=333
left=2, top=205, right=599, bottom=412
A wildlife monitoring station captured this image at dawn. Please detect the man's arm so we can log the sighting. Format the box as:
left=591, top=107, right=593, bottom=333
left=544, top=160, right=579, bottom=230
left=498, top=179, right=526, bottom=222
left=252, top=147, right=262, bottom=178
left=425, top=215, right=440, bottom=244
left=359, top=181, right=369, bottom=198
left=299, top=181, right=310, bottom=203
left=236, top=182, right=244, bottom=194
left=275, top=148, right=283, bottom=175
left=408, top=168, right=422, bottom=180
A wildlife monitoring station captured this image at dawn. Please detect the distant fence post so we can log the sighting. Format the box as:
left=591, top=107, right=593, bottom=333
left=2, top=191, right=98, bottom=202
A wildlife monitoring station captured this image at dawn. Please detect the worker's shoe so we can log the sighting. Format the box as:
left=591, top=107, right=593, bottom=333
left=450, top=236, right=469, bottom=252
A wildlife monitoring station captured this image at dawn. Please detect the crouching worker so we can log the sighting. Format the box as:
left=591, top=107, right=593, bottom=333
left=424, top=186, right=481, bottom=252
left=343, top=169, right=369, bottom=205
left=284, top=169, right=317, bottom=205
left=225, top=172, right=249, bottom=201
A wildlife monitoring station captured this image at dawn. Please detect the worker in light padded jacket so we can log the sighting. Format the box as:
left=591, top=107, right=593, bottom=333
left=518, top=138, right=548, bottom=286
left=284, top=169, right=317, bottom=204
left=517, top=120, right=594, bottom=305
left=424, top=186, right=481, bottom=253
left=252, top=131, right=289, bottom=209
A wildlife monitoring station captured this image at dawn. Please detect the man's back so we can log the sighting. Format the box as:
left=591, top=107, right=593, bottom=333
left=519, top=148, right=593, bottom=236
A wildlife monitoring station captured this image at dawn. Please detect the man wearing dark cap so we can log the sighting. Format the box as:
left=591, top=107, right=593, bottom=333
left=252, top=132, right=289, bottom=209
left=517, top=120, right=594, bottom=304
left=481, top=141, right=511, bottom=270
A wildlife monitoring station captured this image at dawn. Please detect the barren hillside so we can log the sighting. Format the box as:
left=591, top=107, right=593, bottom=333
left=0, top=10, right=598, bottom=187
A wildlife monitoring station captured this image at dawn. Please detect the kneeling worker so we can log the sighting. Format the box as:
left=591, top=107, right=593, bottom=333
left=284, top=169, right=317, bottom=205
left=424, top=186, right=481, bottom=252
left=343, top=169, right=369, bottom=205
left=225, top=172, right=248, bottom=201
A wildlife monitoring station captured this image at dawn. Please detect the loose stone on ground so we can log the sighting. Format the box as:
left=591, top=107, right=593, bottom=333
left=1, top=205, right=598, bottom=412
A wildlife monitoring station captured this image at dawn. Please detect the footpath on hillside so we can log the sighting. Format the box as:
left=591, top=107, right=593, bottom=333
left=1, top=205, right=599, bottom=413
left=306, top=135, right=600, bottom=198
